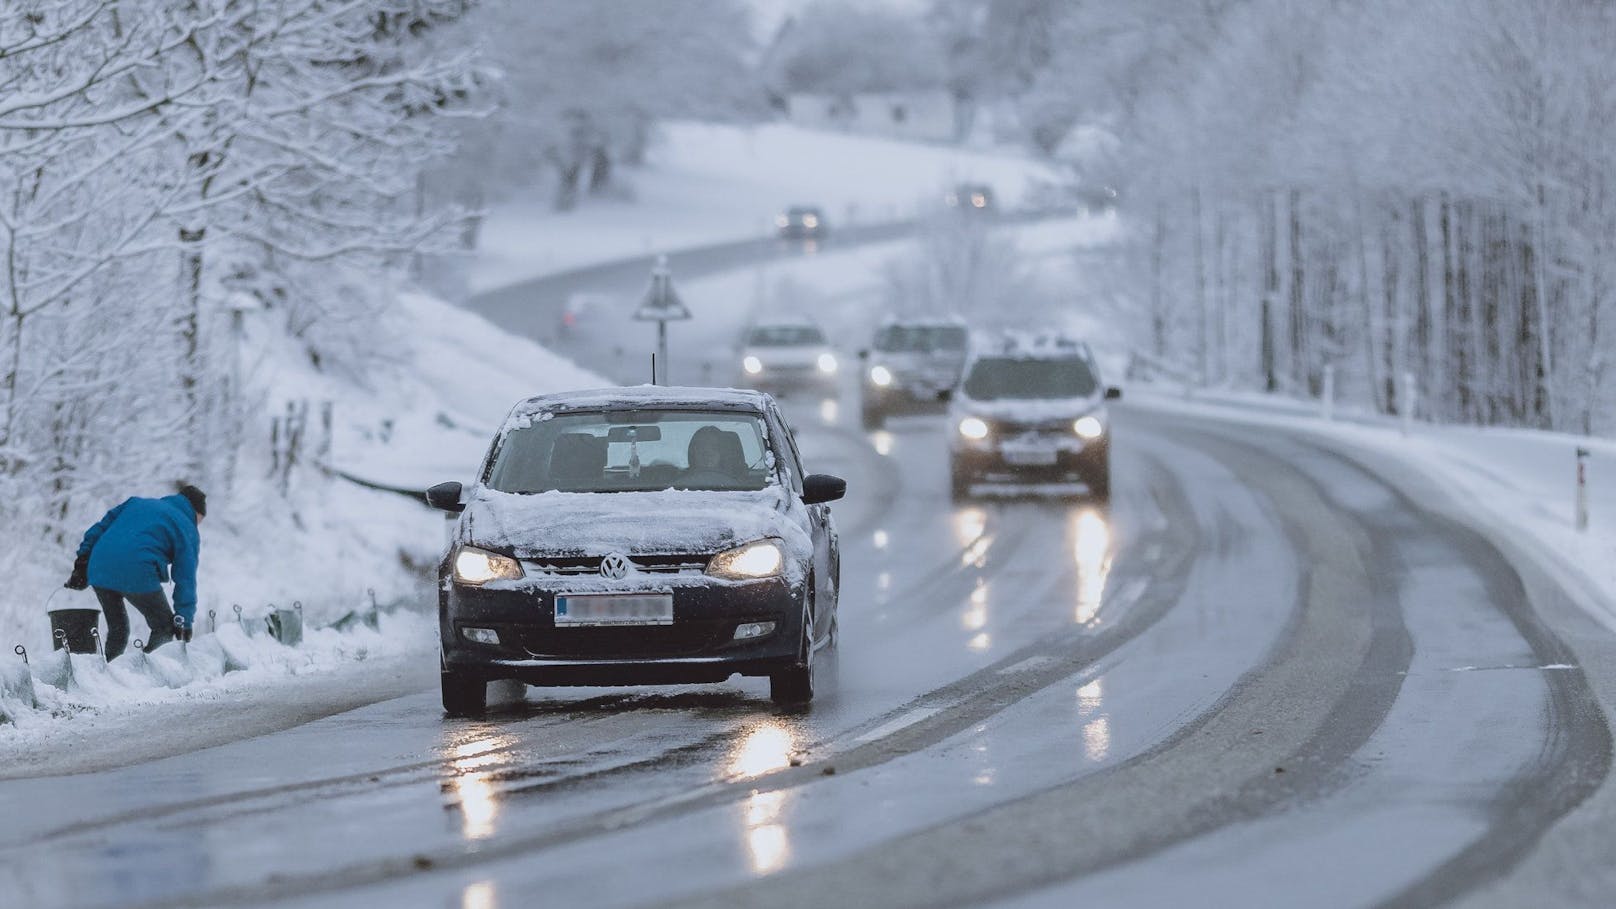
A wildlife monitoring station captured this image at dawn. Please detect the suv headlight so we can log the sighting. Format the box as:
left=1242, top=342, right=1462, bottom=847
left=869, top=365, right=893, bottom=387
left=453, top=545, right=524, bottom=586
left=958, top=416, right=990, bottom=440
left=743, top=355, right=763, bottom=375
left=707, top=539, right=784, bottom=579
left=1073, top=416, right=1105, bottom=440
left=817, top=353, right=838, bottom=374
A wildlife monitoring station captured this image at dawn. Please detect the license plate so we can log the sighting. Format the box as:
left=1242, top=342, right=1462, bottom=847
left=555, top=594, right=674, bottom=627
left=1003, top=447, right=1058, bottom=466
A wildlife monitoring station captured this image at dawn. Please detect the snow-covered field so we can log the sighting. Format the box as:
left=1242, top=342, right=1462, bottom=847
left=471, top=120, right=1064, bottom=294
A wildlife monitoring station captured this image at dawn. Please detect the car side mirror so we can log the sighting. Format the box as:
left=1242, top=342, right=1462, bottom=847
left=801, top=474, right=846, bottom=505
left=1105, top=386, right=1123, bottom=401
left=937, top=388, right=954, bottom=403
left=857, top=349, right=869, bottom=360
left=425, top=481, right=465, bottom=513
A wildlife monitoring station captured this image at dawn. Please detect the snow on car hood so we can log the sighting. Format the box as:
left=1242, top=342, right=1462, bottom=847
left=958, top=396, right=1104, bottom=422
left=461, top=486, right=813, bottom=564
left=745, top=345, right=829, bottom=368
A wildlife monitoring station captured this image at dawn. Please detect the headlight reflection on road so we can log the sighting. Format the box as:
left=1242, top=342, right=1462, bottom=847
left=445, top=735, right=513, bottom=841
left=963, top=581, right=988, bottom=631
left=461, top=881, right=498, bottom=909
left=1072, top=509, right=1113, bottom=625
left=954, top=507, right=991, bottom=567
left=1077, top=678, right=1110, bottom=761
left=872, top=430, right=894, bottom=456
left=741, top=789, right=793, bottom=875
left=819, top=398, right=838, bottom=424
left=727, top=721, right=798, bottom=779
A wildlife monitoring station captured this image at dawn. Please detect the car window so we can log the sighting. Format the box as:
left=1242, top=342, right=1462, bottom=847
left=486, top=410, right=772, bottom=493
left=875, top=325, right=967, bottom=352
left=963, top=357, right=1098, bottom=400
left=749, top=325, right=826, bottom=346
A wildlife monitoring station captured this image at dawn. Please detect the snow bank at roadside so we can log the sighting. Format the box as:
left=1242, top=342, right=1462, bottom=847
left=1132, top=388, right=1616, bottom=629
left=472, top=120, right=1066, bottom=293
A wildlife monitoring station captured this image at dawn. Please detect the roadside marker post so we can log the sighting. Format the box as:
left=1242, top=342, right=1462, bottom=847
left=633, top=256, right=691, bottom=385
left=1320, top=364, right=1336, bottom=422
left=1577, top=447, right=1590, bottom=532
left=1400, top=372, right=1417, bottom=437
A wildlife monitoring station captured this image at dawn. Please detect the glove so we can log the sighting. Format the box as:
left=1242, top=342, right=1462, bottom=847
left=65, top=554, right=89, bottom=590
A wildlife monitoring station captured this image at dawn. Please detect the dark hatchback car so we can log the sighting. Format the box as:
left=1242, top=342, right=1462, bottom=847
left=426, top=387, right=845, bottom=716
left=776, top=205, right=826, bottom=240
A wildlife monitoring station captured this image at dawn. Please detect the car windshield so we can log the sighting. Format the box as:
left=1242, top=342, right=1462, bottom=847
left=963, top=357, right=1098, bottom=400
left=749, top=325, right=825, bottom=346
left=486, top=410, right=773, bottom=493
left=874, top=325, right=967, bottom=352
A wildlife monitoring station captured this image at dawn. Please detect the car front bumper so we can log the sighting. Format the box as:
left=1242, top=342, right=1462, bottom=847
left=952, top=436, right=1109, bottom=481
left=440, top=575, right=805, bottom=685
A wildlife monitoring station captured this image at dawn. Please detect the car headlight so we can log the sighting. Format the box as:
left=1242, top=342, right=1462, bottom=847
left=869, top=365, right=893, bottom=387
left=1073, top=416, right=1106, bottom=440
left=958, top=416, right=990, bottom=440
left=743, top=355, right=763, bottom=375
left=453, top=545, right=523, bottom=586
left=802, top=214, right=819, bottom=229
left=775, top=215, right=789, bottom=228
left=707, top=539, right=784, bottom=580
left=817, top=353, right=838, bottom=374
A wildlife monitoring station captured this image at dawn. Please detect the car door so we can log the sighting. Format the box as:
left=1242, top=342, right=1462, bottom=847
left=769, top=405, right=833, bottom=642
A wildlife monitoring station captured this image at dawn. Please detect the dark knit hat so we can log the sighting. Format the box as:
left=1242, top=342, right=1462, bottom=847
left=178, top=484, right=207, bottom=517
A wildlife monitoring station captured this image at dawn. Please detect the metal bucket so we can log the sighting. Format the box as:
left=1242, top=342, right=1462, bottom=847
left=48, top=609, right=101, bottom=654
left=265, top=604, right=304, bottom=647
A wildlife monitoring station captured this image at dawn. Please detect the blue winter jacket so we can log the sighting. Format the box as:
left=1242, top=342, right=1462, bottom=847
left=76, top=495, right=201, bottom=627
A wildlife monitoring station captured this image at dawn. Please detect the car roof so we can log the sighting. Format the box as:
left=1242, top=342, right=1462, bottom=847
left=877, top=314, right=968, bottom=329
left=509, top=385, right=773, bottom=418
left=969, top=331, right=1096, bottom=361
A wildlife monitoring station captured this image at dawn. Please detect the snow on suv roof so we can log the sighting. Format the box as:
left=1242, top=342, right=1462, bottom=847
left=973, top=331, right=1096, bottom=361
left=877, top=314, right=968, bottom=328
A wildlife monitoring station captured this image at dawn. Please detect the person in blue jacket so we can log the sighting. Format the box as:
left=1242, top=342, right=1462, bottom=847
left=65, top=485, right=205, bottom=660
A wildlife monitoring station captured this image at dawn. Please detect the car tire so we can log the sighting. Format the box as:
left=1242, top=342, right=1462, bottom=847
left=1087, top=469, right=1111, bottom=508
left=770, top=587, right=816, bottom=708
left=442, top=667, right=488, bottom=717
left=949, top=463, right=973, bottom=502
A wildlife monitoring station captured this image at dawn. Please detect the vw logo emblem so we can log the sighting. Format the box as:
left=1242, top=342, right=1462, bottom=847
left=599, top=553, right=631, bottom=580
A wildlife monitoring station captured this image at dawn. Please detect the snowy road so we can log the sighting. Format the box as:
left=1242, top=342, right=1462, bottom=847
left=0, top=230, right=1607, bottom=908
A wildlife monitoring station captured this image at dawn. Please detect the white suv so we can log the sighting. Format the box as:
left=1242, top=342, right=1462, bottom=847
left=945, top=334, right=1120, bottom=504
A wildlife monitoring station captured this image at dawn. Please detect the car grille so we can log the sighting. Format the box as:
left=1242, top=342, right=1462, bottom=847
left=523, top=554, right=710, bottom=578
left=990, top=417, right=1072, bottom=436
left=517, top=622, right=730, bottom=659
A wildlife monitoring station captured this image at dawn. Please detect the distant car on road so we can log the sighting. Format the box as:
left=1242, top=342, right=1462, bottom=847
left=776, top=206, right=826, bottom=240
left=945, top=334, right=1120, bottom=504
left=738, top=320, right=839, bottom=395
left=858, top=316, right=969, bottom=429
left=944, top=183, right=996, bottom=213
left=427, top=386, right=845, bottom=715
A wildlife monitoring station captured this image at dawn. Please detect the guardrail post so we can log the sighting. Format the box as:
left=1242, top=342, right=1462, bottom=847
left=1400, top=372, right=1417, bottom=436
left=1577, top=447, right=1590, bottom=532
left=1321, top=365, right=1336, bottom=422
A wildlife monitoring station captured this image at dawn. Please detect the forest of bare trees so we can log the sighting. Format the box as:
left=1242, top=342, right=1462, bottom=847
left=1022, top=0, right=1616, bottom=435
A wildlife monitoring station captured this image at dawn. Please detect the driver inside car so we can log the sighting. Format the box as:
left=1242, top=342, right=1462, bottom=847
left=682, top=425, right=744, bottom=488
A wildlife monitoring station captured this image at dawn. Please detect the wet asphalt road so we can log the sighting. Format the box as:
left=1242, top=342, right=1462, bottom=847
left=0, top=230, right=1610, bottom=909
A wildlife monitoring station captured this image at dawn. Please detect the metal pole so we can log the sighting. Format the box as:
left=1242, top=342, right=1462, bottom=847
left=658, top=321, right=669, bottom=385
left=1400, top=372, right=1416, bottom=437
left=1321, top=364, right=1336, bottom=422
left=1576, top=447, right=1590, bottom=532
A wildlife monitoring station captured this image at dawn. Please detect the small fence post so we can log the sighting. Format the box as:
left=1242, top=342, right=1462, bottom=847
left=1577, top=447, right=1590, bottom=532
left=1320, top=365, right=1336, bottom=422
left=1400, top=372, right=1417, bottom=437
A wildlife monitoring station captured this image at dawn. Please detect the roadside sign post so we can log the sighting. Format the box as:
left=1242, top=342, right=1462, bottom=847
left=1320, top=364, right=1336, bottom=422
left=633, top=256, right=691, bottom=385
left=1576, top=447, right=1590, bottom=532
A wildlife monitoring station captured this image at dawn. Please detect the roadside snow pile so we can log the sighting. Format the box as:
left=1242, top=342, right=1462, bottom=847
left=1133, top=388, right=1616, bottom=628
left=0, top=597, right=431, bottom=730
left=472, top=120, right=1066, bottom=292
